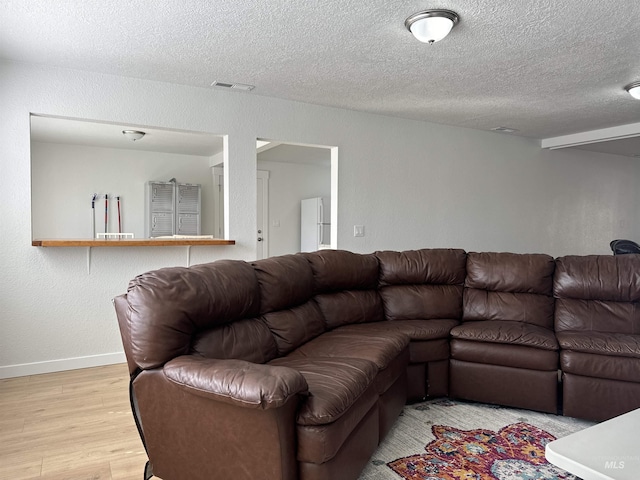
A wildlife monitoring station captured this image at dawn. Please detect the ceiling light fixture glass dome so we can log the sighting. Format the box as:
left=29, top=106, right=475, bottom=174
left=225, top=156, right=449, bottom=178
left=625, top=81, right=640, bottom=100
left=405, top=9, right=460, bottom=44
left=122, top=130, right=146, bottom=141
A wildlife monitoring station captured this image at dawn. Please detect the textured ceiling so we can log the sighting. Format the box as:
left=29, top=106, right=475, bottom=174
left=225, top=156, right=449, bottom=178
left=3, top=0, right=640, bottom=140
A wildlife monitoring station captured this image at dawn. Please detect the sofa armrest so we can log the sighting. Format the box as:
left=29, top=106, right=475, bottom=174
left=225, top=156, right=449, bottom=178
left=163, top=356, right=309, bottom=409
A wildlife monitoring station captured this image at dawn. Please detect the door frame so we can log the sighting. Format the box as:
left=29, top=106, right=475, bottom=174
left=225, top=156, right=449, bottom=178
left=256, top=169, right=270, bottom=259
left=212, top=166, right=224, bottom=238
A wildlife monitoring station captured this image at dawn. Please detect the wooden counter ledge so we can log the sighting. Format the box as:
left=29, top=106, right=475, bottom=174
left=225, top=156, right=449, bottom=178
left=32, top=238, right=236, bottom=247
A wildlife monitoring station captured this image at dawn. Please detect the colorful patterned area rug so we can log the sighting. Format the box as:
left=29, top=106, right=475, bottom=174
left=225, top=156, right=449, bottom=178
left=358, top=399, right=595, bottom=480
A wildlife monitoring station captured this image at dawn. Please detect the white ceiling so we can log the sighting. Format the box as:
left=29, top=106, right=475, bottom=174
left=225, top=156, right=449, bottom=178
left=30, top=115, right=329, bottom=165
left=258, top=144, right=331, bottom=167
left=30, top=115, right=225, bottom=156
left=5, top=1, right=640, bottom=155
left=574, top=137, right=640, bottom=158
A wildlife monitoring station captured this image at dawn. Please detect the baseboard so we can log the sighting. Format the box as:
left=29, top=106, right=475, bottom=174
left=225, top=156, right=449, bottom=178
left=0, top=352, right=127, bottom=379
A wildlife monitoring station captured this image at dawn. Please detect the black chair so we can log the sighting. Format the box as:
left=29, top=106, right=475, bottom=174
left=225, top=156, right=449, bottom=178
left=610, top=239, right=640, bottom=255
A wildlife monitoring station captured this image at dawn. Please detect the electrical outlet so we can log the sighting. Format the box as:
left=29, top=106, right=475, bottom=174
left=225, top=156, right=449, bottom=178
left=354, top=225, right=365, bottom=237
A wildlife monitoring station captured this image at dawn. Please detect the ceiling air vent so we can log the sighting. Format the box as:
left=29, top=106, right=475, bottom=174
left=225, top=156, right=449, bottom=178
left=491, top=126, right=519, bottom=133
left=211, top=81, right=255, bottom=91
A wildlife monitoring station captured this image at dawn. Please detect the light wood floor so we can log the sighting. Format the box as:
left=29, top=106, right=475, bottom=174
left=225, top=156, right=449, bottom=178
left=0, top=363, right=155, bottom=480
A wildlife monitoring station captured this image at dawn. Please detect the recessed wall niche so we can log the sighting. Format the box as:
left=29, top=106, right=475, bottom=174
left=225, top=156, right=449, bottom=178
left=30, top=115, right=226, bottom=241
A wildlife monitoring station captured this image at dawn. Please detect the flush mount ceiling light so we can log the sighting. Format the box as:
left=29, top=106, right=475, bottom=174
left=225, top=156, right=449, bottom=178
left=122, top=130, right=145, bottom=141
left=211, top=80, right=255, bottom=91
left=491, top=126, right=519, bottom=133
left=625, top=81, right=640, bottom=100
left=405, top=9, right=459, bottom=44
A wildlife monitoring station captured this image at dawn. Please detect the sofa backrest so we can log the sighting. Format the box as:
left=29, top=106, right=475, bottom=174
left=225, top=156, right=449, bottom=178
left=118, top=249, right=640, bottom=373
left=463, top=252, right=556, bottom=329
left=376, top=248, right=466, bottom=321
left=304, top=250, right=384, bottom=329
left=123, top=260, right=266, bottom=371
left=252, top=254, right=327, bottom=355
left=554, top=254, right=640, bottom=334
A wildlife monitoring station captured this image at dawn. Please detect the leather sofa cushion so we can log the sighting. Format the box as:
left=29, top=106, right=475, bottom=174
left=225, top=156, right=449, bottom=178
left=261, top=301, right=326, bottom=356
left=338, top=321, right=453, bottom=363
left=380, top=284, right=463, bottom=321
left=338, top=318, right=458, bottom=341
left=305, top=250, right=385, bottom=330
left=561, top=350, right=640, bottom=383
left=288, top=327, right=409, bottom=370
left=295, top=384, right=379, bottom=464
left=465, top=252, right=555, bottom=295
left=314, top=290, right=385, bottom=329
left=376, top=249, right=465, bottom=323
left=253, top=254, right=314, bottom=314
left=554, top=254, right=640, bottom=302
left=554, top=298, right=640, bottom=334
left=376, top=248, right=467, bottom=286
left=267, top=357, right=378, bottom=426
left=557, top=331, right=640, bottom=358
left=373, top=347, right=410, bottom=394
left=126, top=260, right=260, bottom=370
left=164, top=356, right=309, bottom=409
left=463, top=289, right=554, bottom=329
left=191, top=318, right=278, bottom=364
left=304, top=250, right=379, bottom=292
left=450, top=320, right=558, bottom=350
left=451, top=339, right=558, bottom=370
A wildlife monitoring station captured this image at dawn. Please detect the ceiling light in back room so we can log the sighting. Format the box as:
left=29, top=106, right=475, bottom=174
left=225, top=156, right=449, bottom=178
left=211, top=81, right=255, bottom=91
left=122, top=130, right=145, bottom=141
left=405, top=9, right=459, bottom=44
left=491, top=126, right=519, bottom=133
left=625, top=81, right=640, bottom=100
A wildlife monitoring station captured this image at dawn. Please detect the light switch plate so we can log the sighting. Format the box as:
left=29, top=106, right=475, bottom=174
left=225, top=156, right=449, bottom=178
left=354, top=225, right=365, bottom=237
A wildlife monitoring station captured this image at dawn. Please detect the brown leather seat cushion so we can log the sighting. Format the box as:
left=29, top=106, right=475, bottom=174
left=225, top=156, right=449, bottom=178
left=338, top=318, right=458, bottom=341
left=338, top=320, right=455, bottom=363
left=268, top=356, right=378, bottom=426
left=557, top=331, right=640, bottom=358
left=450, top=320, right=558, bottom=350
left=287, top=327, right=409, bottom=370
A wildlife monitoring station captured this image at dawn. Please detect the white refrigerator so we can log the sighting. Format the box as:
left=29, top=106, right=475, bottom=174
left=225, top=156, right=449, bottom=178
left=300, top=197, right=331, bottom=252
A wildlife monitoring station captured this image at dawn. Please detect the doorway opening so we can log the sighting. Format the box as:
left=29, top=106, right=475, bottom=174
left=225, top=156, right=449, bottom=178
left=256, top=140, right=338, bottom=258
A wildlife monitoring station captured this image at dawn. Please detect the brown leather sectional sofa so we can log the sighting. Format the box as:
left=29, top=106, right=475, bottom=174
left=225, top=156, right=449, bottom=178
left=113, top=248, right=640, bottom=480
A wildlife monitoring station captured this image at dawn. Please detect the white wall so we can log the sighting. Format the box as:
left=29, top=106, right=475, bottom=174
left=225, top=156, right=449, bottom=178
left=258, top=160, right=331, bottom=257
left=1, top=60, right=639, bottom=377
left=31, top=142, right=216, bottom=239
